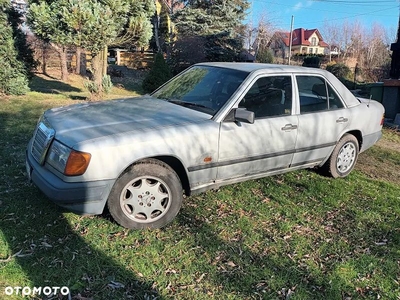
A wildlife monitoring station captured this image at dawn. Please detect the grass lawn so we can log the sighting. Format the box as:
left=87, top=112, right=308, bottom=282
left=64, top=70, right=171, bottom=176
left=0, top=72, right=399, bottom=299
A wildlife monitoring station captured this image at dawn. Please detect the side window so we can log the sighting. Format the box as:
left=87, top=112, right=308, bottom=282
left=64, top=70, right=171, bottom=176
left=296, top=76, right=344, bottom=113
left=238, top=76, right=292, bottom=118
left=327, top=84, right=344, bottom=109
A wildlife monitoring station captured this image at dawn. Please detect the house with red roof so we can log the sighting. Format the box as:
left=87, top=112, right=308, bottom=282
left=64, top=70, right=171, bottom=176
left=270, top=28, right=329, bottom=59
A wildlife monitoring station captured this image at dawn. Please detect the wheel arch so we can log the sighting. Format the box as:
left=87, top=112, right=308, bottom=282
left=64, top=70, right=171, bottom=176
left=153, top=156, right=191, bottom=196
left=344, top=129, right=362, bottom=150
left=319, top=129, right=363, bottom=167
left=321, top=131, right=360, bottom=178
left=121, top=155, right=191, bottom=196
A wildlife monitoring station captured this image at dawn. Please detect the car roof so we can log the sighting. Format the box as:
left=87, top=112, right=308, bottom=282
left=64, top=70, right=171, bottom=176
left=196, top=62, right=320, bottom=74
left=196, top=62, right=360, bottom=108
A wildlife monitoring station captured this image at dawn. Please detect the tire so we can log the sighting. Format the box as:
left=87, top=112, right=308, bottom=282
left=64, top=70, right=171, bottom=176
left=324, top=134, right=359, bottom=178
left=107, top=159, right=183, bottom=229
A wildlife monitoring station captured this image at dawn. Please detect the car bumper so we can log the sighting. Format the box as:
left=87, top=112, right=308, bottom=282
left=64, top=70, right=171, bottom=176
left=26, top=146, right=115, bottom=215
left=360, top=131, right=383, bottom=153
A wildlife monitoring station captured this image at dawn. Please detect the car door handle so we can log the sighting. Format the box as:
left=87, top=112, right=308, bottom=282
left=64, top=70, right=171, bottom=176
left=281, top=124, right=298, bottom=131
left=336, top=117, right=348, bottom=123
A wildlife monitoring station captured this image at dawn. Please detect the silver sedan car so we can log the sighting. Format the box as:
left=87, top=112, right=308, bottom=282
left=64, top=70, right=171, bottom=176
left=26, top=63, right=385, bottom=229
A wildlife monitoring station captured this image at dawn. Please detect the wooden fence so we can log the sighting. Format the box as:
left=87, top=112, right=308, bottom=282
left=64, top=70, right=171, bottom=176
left=118, top=51, right=155, bottom=69
left=33, top=44, right=155, bottom=72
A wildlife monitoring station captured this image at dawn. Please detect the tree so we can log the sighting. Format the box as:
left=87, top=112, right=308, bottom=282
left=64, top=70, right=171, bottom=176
left=110, top=0, right=154, bottom=49
left=169, top=35, right=207, bottom=73
left=174, top=0, right=249, bottom=36
left=256, top=49, right=274, bottom=63
left=62, top=0, right=129, bottom=88
left=322, top=21, right=340, bottom=60
left=205, top=31, right=243, bottom=61
left=28, top=0, right=72, bottom=81
left=28, top=0, right=155, bottom=95
left=7, top=2, right=36, bottom=77
left=322, top=20, right=391, bottom=82
left=60, top=0, right=94, bottom=75
left=349, top=20, right=364, bottom=61
left=152, top=0, right=179, bottom=53
left=0, top=0, right=31, bottom=95
left=359, top=24, right=390, bottom=81
left=253, top=15, right=276, bottom=63
left=173, top=0, right=250, bottom=63
left=87, top=0, right=155, bottom=95
left=324, top=20, right=354, bottom=61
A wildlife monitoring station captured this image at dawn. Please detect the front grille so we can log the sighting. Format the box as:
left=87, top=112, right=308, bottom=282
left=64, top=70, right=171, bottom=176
left=31, top=121, right=55, bottom=164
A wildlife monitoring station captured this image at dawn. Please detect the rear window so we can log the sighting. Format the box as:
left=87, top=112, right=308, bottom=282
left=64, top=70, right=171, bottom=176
left=296, top=75, right=344, bottom=113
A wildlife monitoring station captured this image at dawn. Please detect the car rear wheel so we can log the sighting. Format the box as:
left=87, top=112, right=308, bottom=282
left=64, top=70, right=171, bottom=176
left=107, top=159, right=183, bottom=229
left=324, top=134, right=359, bottom=178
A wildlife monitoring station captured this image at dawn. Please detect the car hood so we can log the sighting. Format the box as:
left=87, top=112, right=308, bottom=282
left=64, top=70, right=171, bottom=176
left=44, top=96, right=211, bottom=147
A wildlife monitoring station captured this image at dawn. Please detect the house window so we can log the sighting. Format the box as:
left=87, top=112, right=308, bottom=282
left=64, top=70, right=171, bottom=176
left=309, top=48, right=313, bottom=54
left=311, top=37, right=317, bottom=46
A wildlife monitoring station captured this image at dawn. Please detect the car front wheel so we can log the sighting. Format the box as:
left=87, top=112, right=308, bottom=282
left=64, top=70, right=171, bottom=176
left=107, top=159, right=183, bottom=229
left=324, top=134, right=359, bottom=178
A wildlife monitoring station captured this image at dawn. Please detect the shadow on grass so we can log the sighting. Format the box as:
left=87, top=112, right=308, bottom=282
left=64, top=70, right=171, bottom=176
left=29, top=74, right=82, bottom=94
left=112, top=80, right=145, bottom=95
left=175, top=175, right=400, bottom=299
left=29, top=71, right=145, bottom=98
left=176, top=204, right=327, bottom=299
left=108, top=65, right=146, bottom=95
left=0, top=109, right=163, bottom=300
left=69, top=95, right=88, bottom=101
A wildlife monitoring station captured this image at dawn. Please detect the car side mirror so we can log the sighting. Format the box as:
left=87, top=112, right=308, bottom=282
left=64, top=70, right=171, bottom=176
left=234, top=108, right=255, bottom=124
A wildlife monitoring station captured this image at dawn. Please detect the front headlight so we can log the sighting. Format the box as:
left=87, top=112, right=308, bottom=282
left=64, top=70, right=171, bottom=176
left=47, top=140, right=71, bottom=173
left=47, top=140, right=91, bottom=176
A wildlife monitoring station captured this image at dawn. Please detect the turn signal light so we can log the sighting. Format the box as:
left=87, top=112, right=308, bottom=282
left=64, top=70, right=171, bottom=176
left=380, top=114, right=384, bottom=126
left=65, top=150, right=91, bottom=176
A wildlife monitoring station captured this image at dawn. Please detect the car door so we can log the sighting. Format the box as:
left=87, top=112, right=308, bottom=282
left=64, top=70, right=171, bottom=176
left=292, top=75, right=350, bottom=167
left=217, top=75, right=298, bottom=180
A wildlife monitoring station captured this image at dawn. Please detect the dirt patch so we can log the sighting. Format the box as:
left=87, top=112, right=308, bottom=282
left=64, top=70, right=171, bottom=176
left=376, top=139, right=400, bottom=152
left=356, top=152, right=400, bottom=185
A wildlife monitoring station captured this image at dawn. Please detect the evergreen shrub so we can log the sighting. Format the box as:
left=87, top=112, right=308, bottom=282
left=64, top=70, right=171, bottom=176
left=0, top=2, right=31, bottom=95
left=326, top=63, right=351, bottom=80
left=142, top=52, right=172, bottom=93
left=302, top=56, right=321, bottom=68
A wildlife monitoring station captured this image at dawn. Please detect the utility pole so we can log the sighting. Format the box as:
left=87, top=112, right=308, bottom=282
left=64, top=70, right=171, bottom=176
left=389, top=4, right=400, bottom=78
left=288, top=15, right=294, bottom=65
left=248, top=0, right=254, bottom=52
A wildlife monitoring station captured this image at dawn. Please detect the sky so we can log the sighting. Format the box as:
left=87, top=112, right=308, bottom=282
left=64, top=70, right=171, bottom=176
left=247, top=0, right=399, bottom=36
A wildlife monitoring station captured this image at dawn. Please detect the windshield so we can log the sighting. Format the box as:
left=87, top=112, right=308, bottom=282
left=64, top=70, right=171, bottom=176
left=152, top=66, right=249, bottom=115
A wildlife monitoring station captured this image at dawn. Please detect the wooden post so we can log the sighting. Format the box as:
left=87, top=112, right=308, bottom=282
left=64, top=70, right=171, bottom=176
left=103, top=46, right=108, bottom=77
left=116, top=50, right=121, bottom=65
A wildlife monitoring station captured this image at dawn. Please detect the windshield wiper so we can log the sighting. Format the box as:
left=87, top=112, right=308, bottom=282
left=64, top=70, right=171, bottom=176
left=166, top=99, right=215, bottom=115
left=166, top=99, right=206, bottom=108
